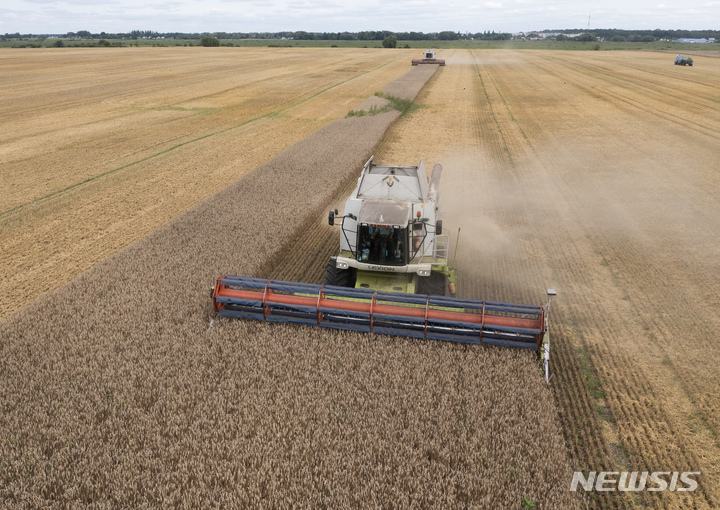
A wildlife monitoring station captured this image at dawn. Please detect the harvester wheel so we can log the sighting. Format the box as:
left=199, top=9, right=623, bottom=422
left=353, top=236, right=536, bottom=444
left=325, top=257, right=356, bottom=287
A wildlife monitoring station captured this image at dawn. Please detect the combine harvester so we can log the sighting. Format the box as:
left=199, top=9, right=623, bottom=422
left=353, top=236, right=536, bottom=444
left=411, top=49, right=445, bottom=66
left=213, top=157, right=556, bottom=381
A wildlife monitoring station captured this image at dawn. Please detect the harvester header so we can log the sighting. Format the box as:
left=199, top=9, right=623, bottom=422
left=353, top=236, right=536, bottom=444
left=412, top=49, right=445, bottom=66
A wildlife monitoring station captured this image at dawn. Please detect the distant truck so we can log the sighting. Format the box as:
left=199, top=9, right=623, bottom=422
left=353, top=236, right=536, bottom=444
left=674, top=55, right=693, bottom=66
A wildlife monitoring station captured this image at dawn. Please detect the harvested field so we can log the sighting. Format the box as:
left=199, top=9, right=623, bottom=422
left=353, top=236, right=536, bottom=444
left=0, top=47, right=413, bottom=319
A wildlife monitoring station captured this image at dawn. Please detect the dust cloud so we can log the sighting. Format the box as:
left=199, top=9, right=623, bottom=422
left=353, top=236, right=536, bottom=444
left=436, top=135, right=720, bottom=306
left=434, top=148, right=557, bottom=302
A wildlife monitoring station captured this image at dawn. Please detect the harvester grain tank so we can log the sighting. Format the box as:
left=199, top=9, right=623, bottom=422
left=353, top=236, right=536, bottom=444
left=212, top=156, right=556, bottom=381
left=412, top=49, right=445, bottom=66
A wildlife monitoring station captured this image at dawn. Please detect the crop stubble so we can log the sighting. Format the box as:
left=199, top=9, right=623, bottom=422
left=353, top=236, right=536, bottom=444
left=372, top=49, right=720, bottom=509
left=0, top=47, right=412, bottom=319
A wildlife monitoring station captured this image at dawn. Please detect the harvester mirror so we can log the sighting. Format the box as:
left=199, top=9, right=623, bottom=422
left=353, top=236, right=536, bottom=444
left=328, top=210, right=335, bottom=226
left=436, top=220, right=443, bottom=235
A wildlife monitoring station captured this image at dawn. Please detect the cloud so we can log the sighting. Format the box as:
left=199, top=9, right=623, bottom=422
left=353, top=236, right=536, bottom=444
left=2, top=0, right=719, bottom=34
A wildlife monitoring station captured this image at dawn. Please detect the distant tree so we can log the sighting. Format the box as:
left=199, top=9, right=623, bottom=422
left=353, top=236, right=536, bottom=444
left=576, top=33, right=597, bottom=42
left=556, top=34, right=567, bottom=41
left=611, top=35, right=626, bottom=42
left=293, top=31, right=315, bottom=40
left=76, top=30, right=91, bottom=38
left=201, top=35, right=220, bottom=47
left=629, top=34, right=655, bottom=42
left=405, top=31, right=425, bottom=41
left=437, top=31, right=460, bottom=41
left=54, top=39, right=64, bottom=47
left=99, top=39, right=111, bottom=47
left=382, top=35, right=397, bottom=48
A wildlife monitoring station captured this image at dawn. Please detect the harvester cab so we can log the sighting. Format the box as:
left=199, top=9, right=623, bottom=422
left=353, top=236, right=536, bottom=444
left=327, top=156, right=455, bottom=296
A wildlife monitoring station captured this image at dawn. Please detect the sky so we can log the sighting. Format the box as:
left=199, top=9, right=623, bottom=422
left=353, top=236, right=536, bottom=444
left=2, top=0, right=719, bottom=35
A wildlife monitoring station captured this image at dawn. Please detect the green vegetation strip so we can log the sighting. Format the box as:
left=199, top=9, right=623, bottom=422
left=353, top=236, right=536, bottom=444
left=347, top=91, right=426, bottom=118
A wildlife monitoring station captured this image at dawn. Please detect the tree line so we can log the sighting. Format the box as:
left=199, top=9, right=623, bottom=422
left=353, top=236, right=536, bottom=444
left=544, top=28, right=719, bottom=41
left=4, top=28, right=719, bottom=43
left=2, top=30, right=510, bottom=41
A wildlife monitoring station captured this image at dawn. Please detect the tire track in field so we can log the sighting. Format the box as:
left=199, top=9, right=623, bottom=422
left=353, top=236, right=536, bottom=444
left=534, top=55, right=720, bottom=504
left=448, top=51, right=604, bottom=508
left=472, top=48, right=720, bottom=510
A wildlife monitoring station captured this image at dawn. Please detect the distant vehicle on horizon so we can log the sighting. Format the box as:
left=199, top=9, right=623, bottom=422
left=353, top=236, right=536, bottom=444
left=674, top=55, right=693, bottom=66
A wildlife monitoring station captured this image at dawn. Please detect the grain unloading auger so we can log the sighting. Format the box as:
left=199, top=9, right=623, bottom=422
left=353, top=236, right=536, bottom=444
left=212, top=156, right=557, bottom=381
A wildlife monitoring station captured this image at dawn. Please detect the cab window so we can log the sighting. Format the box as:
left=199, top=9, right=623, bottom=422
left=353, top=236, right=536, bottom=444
left=357, top=224, right=407, bottom=266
